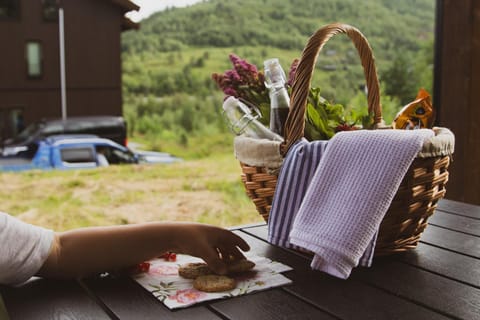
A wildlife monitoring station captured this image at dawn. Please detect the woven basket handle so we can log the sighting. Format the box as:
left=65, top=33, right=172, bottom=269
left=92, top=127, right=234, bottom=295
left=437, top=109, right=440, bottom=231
left=280, top=23, right=383, bottom=155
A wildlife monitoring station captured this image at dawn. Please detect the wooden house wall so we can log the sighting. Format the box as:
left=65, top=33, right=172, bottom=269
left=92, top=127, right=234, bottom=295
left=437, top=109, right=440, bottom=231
left=437, top=0, right=480, bottom=204
left=0, top=0, right=126, bottom=139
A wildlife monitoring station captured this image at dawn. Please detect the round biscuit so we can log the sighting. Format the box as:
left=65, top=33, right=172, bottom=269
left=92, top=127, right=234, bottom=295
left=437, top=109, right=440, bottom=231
left=178, top=262, right=213, bottom=279
left=193, top=275, right=236, bottom=292
left=226, top=259, right=255, bottom=274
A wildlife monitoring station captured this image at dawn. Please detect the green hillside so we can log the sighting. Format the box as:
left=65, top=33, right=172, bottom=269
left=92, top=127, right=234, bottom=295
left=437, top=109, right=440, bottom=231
left=121, top=0, right=436, bottom=158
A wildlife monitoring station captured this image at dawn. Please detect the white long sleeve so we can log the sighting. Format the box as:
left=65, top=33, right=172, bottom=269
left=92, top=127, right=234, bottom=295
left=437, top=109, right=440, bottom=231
left=0, top=212, right=54, bottom=285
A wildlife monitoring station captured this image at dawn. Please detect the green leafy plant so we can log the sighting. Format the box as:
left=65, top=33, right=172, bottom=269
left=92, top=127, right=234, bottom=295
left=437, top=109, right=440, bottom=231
left=304, top=87, right=374, bottom=140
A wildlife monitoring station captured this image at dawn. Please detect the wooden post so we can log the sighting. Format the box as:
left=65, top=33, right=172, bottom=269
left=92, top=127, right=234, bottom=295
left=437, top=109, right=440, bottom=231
left=436, top=0, right=480, bottom=204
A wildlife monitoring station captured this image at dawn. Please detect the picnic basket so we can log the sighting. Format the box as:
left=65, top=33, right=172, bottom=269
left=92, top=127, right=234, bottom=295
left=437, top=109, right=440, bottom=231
left=238, top=23, right=453, bottom=256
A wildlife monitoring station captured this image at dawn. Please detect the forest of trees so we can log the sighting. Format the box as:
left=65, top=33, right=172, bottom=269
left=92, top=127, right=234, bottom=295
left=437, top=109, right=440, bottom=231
left=121, top=0, right=436, bottom=158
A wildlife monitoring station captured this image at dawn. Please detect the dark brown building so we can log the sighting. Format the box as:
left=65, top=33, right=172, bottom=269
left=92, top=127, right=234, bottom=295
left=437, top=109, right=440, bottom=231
left=0, top=0, right=139, bottom=141
left=436, top=0, right=480, bottom=205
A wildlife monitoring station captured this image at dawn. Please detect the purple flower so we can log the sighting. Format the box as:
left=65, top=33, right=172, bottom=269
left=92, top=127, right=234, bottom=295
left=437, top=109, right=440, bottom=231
left=224, top=87, right=237, bottom=96
left=225, top=70, right=241, bottom=82
left=212, top=53, right=269, bottom=108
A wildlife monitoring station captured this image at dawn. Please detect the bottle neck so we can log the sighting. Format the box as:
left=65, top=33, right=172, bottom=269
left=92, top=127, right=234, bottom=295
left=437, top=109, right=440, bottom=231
left=269, top=85, right=290, bottom=109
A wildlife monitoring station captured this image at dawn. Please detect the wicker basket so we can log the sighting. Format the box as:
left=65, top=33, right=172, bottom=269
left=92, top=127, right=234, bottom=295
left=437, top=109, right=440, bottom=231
left=239, top=23, right=452, bottom=256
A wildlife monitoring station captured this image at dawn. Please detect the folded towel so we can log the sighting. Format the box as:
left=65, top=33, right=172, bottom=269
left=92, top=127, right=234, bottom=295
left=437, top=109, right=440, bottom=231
left=289, top=129, right=434, bottom=279
left=268, top=139, right=329, bottom=250
left=268, top=138, right=374, bottom=264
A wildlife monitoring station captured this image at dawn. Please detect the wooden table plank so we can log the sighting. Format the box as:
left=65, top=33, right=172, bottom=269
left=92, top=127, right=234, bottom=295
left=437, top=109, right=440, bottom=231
left=421, top=225, right=480, bottom=258
left=210, top=289, right=336, bottom=320
left=438, top=199, right=480, bottom=219
left=428, top=210, right=480, bottom=236
left=238, top=228, right=451, bottom=320
left=81, top=276, right=221, bottom=320
left=1, top=278, right=111, bottom=320
left=354, top=259, right=480, bottom=320
left=244, top=224, right=480, bottom=320
left=396, top=243, right=480, bottom=288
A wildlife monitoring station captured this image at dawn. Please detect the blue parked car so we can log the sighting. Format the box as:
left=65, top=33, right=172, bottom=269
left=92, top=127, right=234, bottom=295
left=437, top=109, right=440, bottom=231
left=0, top=135, right=181, bottom=172
left=1, top=116, right=128, bottom=157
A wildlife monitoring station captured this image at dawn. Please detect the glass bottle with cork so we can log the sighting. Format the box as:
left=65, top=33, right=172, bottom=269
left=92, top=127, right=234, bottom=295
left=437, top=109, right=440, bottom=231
left=264, top=58, right=290, bottom=137
left=222, top=96, right=283, bottom=141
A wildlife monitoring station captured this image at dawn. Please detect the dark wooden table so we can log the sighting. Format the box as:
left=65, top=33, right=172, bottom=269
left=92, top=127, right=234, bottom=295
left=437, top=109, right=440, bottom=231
left=1, top=199, right=479, bottom=320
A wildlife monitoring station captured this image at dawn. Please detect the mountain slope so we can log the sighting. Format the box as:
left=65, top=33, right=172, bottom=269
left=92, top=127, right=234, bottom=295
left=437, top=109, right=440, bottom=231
left=120, top=0, right=436, bottom=155
left=123, top=0, right=435, bottom=60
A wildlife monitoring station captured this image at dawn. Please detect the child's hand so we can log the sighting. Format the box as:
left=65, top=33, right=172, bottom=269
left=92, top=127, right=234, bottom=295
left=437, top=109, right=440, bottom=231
left=37, top=221, right=250, bottom=281
left=174, top=223, right=250, bottom=275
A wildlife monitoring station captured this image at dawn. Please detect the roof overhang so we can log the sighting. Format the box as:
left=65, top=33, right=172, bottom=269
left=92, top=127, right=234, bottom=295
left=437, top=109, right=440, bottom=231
left=109, top=0, right=140, bottom=31
left=122, top=17, right=139, bottom=30
left=110, top=0, right=140, bottom=12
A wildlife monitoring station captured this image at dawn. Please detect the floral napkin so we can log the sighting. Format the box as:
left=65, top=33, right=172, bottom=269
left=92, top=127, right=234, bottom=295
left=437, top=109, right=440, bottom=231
left=132, top=254, right=292, bottom=309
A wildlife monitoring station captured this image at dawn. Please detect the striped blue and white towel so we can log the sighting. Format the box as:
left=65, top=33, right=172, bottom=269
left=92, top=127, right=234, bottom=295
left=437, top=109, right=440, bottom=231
left=267, top=138, right=328, bottom=250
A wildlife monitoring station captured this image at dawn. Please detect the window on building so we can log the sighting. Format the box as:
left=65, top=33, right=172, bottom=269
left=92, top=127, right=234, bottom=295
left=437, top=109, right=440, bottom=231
left=10, top=109, right=25, bottom=135
left=0, top=0, right=19, bottom=19
left=0, top=107, right=25, bottom=140
left=42, top=0, right=58, bottom=21
left=26, top=41, right=42, bottom=78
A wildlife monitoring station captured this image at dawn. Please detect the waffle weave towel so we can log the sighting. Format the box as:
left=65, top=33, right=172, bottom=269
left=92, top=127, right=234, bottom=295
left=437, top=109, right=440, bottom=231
left=289, top=129, right=434, bottom=278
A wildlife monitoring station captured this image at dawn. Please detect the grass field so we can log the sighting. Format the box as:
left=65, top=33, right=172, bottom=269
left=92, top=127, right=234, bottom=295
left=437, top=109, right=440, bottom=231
left=1, top=151, right=264, bottom=231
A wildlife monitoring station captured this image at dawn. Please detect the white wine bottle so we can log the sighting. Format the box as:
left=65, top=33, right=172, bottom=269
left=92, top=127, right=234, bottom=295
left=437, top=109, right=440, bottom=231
left=264, top=58, right=290, bottom=137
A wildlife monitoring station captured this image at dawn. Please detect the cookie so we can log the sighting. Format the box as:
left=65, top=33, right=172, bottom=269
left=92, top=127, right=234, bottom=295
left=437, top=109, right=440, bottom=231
left=226, top=259, right=255, bottom=274
left=178, top=262, right=213, bottom=279
left=193, top=275, right=236, bottom=292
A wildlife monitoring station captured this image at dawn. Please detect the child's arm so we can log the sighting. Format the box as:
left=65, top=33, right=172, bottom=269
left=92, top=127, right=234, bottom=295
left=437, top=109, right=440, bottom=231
left=37, top=222, right=250, bottom=279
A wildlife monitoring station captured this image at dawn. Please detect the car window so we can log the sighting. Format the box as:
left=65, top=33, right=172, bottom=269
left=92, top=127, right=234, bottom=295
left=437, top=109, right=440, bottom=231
left=100, top=146, right=135, bottom=164
left=8, top=122, right=43, bottom=143
left=17, top=123, right=41, bottom=139
left=60, top=147, right=95, bottom=163
left=111, top=148, right=136, bottom=164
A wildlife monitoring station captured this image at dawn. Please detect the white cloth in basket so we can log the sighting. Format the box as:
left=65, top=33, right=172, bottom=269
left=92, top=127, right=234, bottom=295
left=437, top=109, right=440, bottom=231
left=289, top=129, right=434, bottom=279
